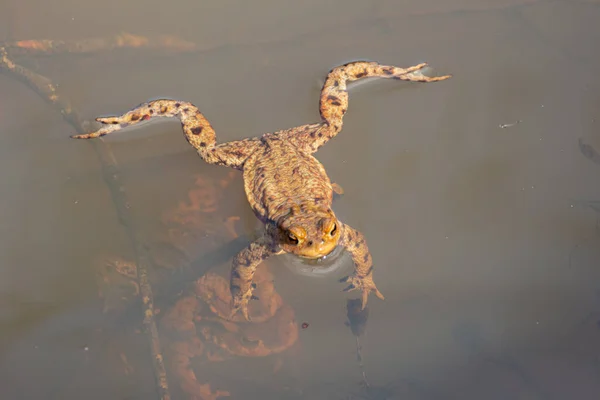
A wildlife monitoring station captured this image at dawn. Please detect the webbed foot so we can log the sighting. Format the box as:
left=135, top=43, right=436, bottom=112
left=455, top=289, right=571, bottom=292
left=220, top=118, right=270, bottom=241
left=340, top=274, right=385, bottom=309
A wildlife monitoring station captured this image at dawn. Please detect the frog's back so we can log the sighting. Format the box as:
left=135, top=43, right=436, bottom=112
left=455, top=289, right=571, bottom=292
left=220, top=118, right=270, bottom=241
left=243, top=134, right=333, bottom=221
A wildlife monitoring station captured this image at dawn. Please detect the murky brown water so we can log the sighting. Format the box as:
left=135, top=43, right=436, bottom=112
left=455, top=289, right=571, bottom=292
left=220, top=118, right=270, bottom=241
left=2, top=0, right=600, bottom=399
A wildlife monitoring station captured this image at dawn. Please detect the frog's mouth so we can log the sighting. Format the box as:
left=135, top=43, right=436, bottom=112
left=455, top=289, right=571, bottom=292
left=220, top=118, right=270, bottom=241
left=282, top=246, right=348, bottom=278
left=297, top=248, right=335, bottom=260
left=293, top=239, right=339, bottom=260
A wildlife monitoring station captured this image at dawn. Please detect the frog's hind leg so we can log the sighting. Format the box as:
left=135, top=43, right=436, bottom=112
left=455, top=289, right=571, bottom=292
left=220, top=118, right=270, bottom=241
left=294, top=61, right=451, bottom=153
left=72, top=99, right=259, bottom=169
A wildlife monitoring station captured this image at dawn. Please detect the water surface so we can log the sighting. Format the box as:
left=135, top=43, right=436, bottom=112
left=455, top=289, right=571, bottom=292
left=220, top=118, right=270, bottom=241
left=2, top=0, right=600, bottom=399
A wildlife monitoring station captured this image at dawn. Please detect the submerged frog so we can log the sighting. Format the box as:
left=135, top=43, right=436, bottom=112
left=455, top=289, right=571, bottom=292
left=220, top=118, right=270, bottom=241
left=94, top=171, right=240, bottom=314
left=94, top=171, right=298, bottom=399
left=162, top=266, right=298, bottom=400
left=75, top=61, right=452, bottom=320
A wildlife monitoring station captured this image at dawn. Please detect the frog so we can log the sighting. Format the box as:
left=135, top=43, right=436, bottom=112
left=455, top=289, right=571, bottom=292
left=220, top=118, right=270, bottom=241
left=94, top=171, right=240, bottom=315
left=161, top=266, right=298, bottom=400
left=74, top=60, right=452, bottom=320
left=93, top=170, right=299, bottom=399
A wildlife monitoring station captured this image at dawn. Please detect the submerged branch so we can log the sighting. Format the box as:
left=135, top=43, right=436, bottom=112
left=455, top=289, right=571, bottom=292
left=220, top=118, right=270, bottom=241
left=1, top=32, right=196, bottom=57
left=0, top=45, right=89, bottom=132
left=92, top=140, right=171, bottom=400
left=0, top=34, right=191, bottom=400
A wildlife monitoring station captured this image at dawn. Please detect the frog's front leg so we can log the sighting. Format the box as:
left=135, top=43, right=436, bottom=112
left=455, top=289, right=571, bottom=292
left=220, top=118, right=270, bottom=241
left=338, top=223, right=384, bottom=309
left=229, top=235, right=280, bottom=321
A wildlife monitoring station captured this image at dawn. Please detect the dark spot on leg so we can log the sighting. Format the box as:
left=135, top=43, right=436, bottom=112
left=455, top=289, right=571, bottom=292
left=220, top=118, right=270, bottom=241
left=251, top=283, right=257, bottom=289
left=318, top=132, right=323, bottom=137
left=356, top=70, right=368, bottom=78
left=183, top=108, right=190, bottom=113
left=241, top=258, right=253, bottom=267
left=366, top=266, right=374, bottom=276
left=310, top=131, right=316, bottom=138
left=141, top=114, right=151, bottom=121
left=231, top=270, right=241, bottom=279
left=260, top=173, right=265, bottom=178
left=292, top=167, right=299, bottom=175
left=111, top=121, right=119, bottom=125
left=175, top=103, right=181, bottom=108
left=342, top=60, right=366, bottom=68
left=383, top=67, right=394, bottom=75
left=363, top=254, right=369, bottom=263
left=191, top=126, right=203, bottom=135
left=130, top=114, right=140, bottom=121
left=333, top=80, right=339, bottom=87
left=149, top=109, right=154, bottom=114
left=199, top=142, right=206, bottom=147
left=327, top=95, right=342, bottom=106
left=160, top=106, right=168, bottom=113
left=230, top=285, right=241, bottom=294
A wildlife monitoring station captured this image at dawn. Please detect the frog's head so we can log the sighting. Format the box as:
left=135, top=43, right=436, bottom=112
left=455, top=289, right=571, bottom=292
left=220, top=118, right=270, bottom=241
left=276, top=205, right=341, bottom=259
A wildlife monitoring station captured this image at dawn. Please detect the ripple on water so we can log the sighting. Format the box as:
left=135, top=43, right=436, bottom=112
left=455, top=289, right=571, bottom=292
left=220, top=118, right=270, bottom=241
left=279, top=245, right=352, bottom=278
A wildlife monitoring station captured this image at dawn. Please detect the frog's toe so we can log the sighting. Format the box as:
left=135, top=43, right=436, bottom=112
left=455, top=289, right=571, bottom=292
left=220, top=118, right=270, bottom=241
left=331, top=182, right=344, bottom=196
left=340, top=274, right=384, bottom=309
left=342, top=283, right=356, bottom=292
left=228, top=304, right=240, bottom=320
left=359, top=282, right=385, bottom=310
left=229, top=297, right=252, bottom=322
left=373, top=286, right=385, bottom=300
left=241, top=305, right=252, bottom=322
left=96, top=116, right=119, bottom=124
left=71, top=120, right=123, bottom=139
left=340, top=275, right=358, bottom=293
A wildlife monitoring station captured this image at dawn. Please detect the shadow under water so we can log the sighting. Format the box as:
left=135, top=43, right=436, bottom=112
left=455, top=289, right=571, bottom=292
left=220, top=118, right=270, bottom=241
left=3, top=0, right=600, bottom=399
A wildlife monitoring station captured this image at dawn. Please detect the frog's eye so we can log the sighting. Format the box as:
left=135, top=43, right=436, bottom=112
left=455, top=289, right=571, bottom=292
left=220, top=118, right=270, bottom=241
left=286, top=225, right=306, bottom=244
left=322, top=218, right=337, bottom=236
left=287, top=233, right=299, bottom=245
left=329, top=223, right=337, bottom=236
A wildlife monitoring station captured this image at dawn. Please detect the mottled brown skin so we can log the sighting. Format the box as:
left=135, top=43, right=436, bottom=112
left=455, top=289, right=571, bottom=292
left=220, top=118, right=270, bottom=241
left=75, top=61, right=452, bottom=320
